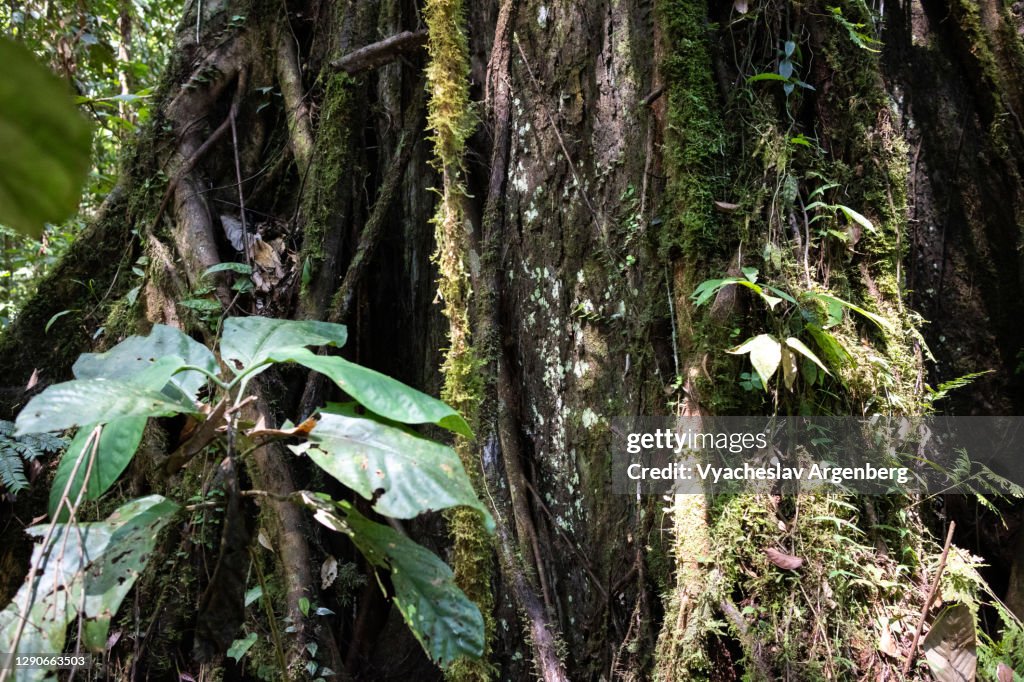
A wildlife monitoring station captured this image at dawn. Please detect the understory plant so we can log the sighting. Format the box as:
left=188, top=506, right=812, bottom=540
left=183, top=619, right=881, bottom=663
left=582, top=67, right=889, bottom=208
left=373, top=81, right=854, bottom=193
left=0, top=318, right=492, bottom=680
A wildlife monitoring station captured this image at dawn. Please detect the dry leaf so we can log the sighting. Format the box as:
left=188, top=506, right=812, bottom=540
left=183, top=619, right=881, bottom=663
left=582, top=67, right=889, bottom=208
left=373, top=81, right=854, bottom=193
left=221, top=214, right=247, bottom=252
left=714, top=200, right=741, bottom=212
left=877, top=617, right=899, bottom=657
left=922, top=603, right=976, bottom=682
left=733, top=0, right=749, bottom=13
left=247, top=416, right=318, bottom=439
left=764, top=547, right=804, bottom=570
left=321, top=555, right=339, bottom=590
left=997, top=662, right=1015, bottom=682
left=25, top=368, right=39, bottom=390
left=257, top=528, right=274, bottom=553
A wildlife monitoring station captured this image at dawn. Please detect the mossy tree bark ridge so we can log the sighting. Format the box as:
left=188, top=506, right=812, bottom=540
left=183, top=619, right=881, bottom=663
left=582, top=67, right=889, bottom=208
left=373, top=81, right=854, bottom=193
left=1, top=0, right=1023, bottom=679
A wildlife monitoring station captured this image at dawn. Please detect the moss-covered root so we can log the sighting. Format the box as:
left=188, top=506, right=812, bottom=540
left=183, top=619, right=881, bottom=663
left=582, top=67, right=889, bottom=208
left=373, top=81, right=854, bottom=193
left=423, top=0, right=494, bottom=679
left=654, top=494, right=718, bottom=680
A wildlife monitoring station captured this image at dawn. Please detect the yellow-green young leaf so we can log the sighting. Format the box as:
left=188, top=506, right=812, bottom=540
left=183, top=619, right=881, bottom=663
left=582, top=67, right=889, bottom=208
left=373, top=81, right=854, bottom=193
left=785, top=337, right=831, bottom=376
left=781, top=347, right=798, bottom=391
left=301, top=412, right=492, bottom=530
left=837, top=204, right=876, bottom=233
left=728, top=334, right=781, bottom=390
left=220, top=317, right=347, bottom=373
left=299, top=499, right=484, bottom=668
left=0, top=38, right=92, bottom=239
left=271, top=347, right=471, bottom=437
left=811, top=292, right=893, bottom=332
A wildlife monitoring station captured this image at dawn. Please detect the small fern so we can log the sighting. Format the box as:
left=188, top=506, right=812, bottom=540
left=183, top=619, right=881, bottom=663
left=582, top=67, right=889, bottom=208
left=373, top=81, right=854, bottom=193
left=0, top=420, right=66, bottom=495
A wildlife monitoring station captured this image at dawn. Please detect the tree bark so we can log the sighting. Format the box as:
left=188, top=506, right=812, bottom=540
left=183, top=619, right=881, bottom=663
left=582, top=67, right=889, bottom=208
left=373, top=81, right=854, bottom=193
left=2, top=0, right=1024, bottom=679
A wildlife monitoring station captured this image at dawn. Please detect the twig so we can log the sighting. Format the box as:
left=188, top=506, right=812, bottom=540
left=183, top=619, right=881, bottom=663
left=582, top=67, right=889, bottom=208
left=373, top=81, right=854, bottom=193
left=902, top=521, right=956, bottom=677
left=228, top=69, right=252, bottom=268
left=150, top=70, right=244, bottom=234
left=523, top=478, right=607, bottom=599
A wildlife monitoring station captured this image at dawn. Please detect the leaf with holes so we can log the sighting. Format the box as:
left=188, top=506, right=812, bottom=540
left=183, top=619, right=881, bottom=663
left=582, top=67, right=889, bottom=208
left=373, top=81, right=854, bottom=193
left=79, top=495, right=180, bottom=649
left=299, top=498, right=484, bottom=668
left=0, top=495, right=178, bottom=674
left=300, top=411, right=491, bottom=529
left=271, top=347, right=471, bottom=437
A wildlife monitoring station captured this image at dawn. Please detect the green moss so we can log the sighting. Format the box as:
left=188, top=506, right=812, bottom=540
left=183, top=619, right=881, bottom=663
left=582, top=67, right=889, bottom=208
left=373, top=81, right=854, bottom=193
left=298, top=72, right=354, bottom=307
left=657, top=0, right=732, bottom=260
left=423, top=1, right=494, bottom=678
left=424, top=0, right=477, bottom=172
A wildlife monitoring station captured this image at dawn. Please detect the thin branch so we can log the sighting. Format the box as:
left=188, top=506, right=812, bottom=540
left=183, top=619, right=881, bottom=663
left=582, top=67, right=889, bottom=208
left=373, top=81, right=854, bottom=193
left=902, top=521, right=957, bottom=677
left=331, top=29, right=428, bottom=74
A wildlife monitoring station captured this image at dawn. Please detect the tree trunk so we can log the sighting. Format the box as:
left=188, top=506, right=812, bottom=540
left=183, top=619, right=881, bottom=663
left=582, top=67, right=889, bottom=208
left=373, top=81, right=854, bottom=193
left=2, top=0, right=1024, bottom=679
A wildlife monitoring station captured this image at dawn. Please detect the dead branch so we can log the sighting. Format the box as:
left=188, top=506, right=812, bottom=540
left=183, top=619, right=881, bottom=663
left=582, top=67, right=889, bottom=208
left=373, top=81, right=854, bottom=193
left=902, top=521, right=957, bottom=677
left=331, top=29, right=427, bottom=75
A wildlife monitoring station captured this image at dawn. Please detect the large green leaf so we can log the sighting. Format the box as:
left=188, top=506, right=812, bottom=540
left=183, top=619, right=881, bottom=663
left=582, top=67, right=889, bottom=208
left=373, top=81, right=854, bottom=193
left=0, top=496, right=178, bottom=678
left=301, top=412, right=491, bottom=529
left=271, top=347, right=471, bottom=437
left=728, top=334, right=782, bottom=390
left=74, top=324, right=218, bottom=399
left=0, top=38, right=92, bottom=240
left=80, top=496, right=180, bottom=649
left=220, top=317, right=348, bottom=373
left=48, top=418, right=145, bottom=521
left=808, top=292, right=893, bottom=332
left=298, top=495, right=484, bottom=668
left=48, top=356, right=192, bottom=519
left=691, top=277, right=783, bottom=310
left=15, top=366, right=196, bottom=436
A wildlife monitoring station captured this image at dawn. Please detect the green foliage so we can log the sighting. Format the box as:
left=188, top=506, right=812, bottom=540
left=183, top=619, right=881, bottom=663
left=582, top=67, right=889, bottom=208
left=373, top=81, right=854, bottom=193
left=691, top=271, right=887, bottom=393
left=0, top=0, right=177, bottom=327
left=300, top=495, right=486, bottom=666
left=0, top=495, right=180, bottom=680
left=827, top=6, right=882, bottom=52
left=7, top=318, right=491, bottom=672
left=0, top=38, right=92, bottom=240
left=269, top=347, right=472, bottom=437
left=0, top=419, right=65, bottom=494
left=220, top=316, right=348, bottom=372
left=300, top=411, right=490, bottom=525
left=748, top=40, right=815, bottom=97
